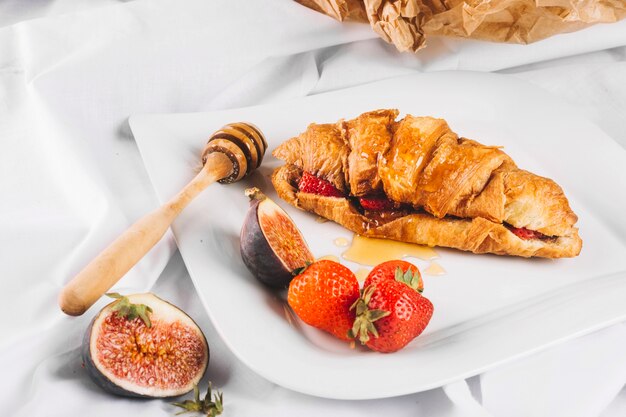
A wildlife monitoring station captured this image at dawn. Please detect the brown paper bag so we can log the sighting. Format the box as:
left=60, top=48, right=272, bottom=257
left=297, top=0, right=626, bottom=52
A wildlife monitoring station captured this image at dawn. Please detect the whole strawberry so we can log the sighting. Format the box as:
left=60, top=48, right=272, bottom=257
left=288, top=260, right=359, bottom=341
left=298, top=172, right=344, bottom=197
left=350, top=277, right=433, bottom=353
left=364, top=260, right=423, bottom=293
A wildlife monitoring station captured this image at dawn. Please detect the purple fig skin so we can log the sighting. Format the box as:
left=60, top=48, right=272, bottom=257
left=82, top=293, right=209, bottom=398
left=240, top=198, right=295, bottom=288
left=239, top=190, right=313, bottom=289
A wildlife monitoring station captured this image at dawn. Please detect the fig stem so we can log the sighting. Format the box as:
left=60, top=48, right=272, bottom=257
left=172, top=382, right=223, bottom=417
left=245, top=187, right=267, bottom=202
left=105, top=293, right=153, bottom=328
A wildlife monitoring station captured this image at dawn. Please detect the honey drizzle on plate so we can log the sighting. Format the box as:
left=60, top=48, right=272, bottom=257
left=424, top=261, right=446, bottom=276
left=333, top=237, right=349, bottom=247
left=316, top=254, right=340, bottom=263
left=342, top=235, right=438, bottom=266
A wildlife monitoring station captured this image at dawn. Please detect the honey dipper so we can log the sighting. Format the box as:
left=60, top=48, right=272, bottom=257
left=59, top=122, right=267, bottom=316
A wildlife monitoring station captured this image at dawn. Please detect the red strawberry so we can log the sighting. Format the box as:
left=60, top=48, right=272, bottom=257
left=298, top=171, right=344, bottom=197
left=288, top=260, right=359, bottom=341
left=349, top=282, right=433, bottom=353
left=364, top=260, right=423, bottom=293
left=509, top=226, right=546, bottom=240
left=358, top=196, right=395, bottom=211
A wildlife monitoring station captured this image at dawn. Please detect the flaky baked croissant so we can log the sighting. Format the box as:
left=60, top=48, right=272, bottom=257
left=271, top=109, right=582, bottom=258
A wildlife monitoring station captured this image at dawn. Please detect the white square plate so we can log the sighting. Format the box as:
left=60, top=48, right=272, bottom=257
left=130, top=72, right=626, bottom=400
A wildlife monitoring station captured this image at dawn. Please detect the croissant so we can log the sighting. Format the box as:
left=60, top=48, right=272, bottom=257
left=271, top=109, right=582, bottom=258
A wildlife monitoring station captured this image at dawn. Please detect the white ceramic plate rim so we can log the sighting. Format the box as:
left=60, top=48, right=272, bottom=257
left=130, top=72, right=626, bottom=399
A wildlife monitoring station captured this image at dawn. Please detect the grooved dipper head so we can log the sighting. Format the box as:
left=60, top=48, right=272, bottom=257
left=202, top=122, right=267, bottom=184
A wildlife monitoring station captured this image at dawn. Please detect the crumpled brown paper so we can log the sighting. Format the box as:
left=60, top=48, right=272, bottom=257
left=297, top=0, right=626, bottom=53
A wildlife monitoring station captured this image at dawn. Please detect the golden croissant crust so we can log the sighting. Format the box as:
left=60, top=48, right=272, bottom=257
left=271, top=109, right=582, bottom=258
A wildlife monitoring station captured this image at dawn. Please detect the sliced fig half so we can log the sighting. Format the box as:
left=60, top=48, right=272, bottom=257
left=83, top=293, right=209, bottom=398
left=240, top=187, right=314, bottom=288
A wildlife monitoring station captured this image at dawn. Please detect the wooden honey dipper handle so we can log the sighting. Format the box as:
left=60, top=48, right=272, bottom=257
left=59, top=122, right=267, bottom=316
left=59, top=152, right=232, bottom=316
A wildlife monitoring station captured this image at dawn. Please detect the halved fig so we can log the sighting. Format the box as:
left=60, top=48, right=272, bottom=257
left=240, top=187, right=314, bottom=288
left=83, top=293, right=209, bottom=398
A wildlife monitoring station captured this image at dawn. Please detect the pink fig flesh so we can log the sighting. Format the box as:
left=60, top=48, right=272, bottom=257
left=240, top=188, right=314, bottom=288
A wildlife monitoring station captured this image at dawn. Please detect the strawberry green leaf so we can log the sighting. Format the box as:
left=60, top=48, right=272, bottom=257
left=291, top=261, right=312, bottom=276
left=394, top=267, right=422, bottom=292
left=348, top=286, right=390, bottom=344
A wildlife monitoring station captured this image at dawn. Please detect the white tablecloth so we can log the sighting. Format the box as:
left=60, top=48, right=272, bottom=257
left=1, top=1, right=626, bottom=416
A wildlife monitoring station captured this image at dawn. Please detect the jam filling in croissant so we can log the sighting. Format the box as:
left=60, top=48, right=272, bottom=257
left=296, top=170, right=555, bottom=242
left=271, top=109, right=582, bottom=258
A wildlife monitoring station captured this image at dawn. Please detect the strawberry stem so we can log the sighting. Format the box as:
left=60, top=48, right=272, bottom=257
left=291, top=261, right=312, bottom=276
left=394, top=267, right=422, bottom=293
left=347, top=286, right=390, bottom=344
